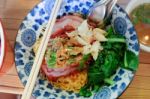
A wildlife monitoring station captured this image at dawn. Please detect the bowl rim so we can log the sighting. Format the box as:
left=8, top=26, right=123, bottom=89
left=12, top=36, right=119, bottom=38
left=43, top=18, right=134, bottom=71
left=0, top=20, right=5, bottom=69
left=125, top=0, right=150, bottom=14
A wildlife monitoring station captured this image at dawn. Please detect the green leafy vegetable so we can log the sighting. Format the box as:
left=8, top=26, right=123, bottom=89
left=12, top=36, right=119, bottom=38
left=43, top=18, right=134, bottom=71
left=79, top=40, right=126, bottom=97
left=79, top=85, right=92, bottom=97
left=101, top=51, right=119, bottom=77
left=79, top=26, right=139, bottom=97
left=124, top=50, right=139, bottom=71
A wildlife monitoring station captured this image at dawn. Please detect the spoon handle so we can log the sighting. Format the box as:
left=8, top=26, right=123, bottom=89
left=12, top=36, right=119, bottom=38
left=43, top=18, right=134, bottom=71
left=106, top=0, right=118, bottom=18
left=94, top=0, right=111, bottom=7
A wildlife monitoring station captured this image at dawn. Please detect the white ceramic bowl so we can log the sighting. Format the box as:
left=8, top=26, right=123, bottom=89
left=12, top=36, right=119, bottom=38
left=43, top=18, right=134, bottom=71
left=126, top=0, right=150, bottom=52
left=0, top=20, right=5, bottom=69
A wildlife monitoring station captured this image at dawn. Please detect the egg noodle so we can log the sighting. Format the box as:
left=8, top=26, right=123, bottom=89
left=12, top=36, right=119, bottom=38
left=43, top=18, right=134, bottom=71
left=49, top=70, right=87, bottom=92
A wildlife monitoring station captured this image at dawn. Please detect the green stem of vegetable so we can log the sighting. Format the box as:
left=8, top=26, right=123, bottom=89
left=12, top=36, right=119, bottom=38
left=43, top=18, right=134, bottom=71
left=124, top=51, right=128, bottom=68
left=93, top=85, right=100, bottom=92
left=104, top=78, right=115, bottom=85
left=107, top=38, right=126, bottom=43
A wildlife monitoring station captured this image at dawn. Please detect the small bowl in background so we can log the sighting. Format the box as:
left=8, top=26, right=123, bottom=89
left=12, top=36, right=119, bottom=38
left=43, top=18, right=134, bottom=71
left=126, top=0, right=150, bottom=52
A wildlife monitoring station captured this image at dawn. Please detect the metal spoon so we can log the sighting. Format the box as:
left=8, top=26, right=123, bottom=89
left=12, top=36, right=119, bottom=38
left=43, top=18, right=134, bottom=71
left=88, top=0, right=118, bottom=24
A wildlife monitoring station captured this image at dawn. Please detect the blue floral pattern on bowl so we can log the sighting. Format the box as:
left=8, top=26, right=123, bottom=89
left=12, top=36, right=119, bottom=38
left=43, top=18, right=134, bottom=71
left=94, top=87, right=111, bottom=99
left=21, top=29, right=36, bottom=47
left=15, top=0, right=139, bottom=99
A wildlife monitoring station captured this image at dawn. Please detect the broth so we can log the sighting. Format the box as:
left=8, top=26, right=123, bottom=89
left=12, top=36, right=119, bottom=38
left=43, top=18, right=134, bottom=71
left=130, top=4, right=150, bottom=46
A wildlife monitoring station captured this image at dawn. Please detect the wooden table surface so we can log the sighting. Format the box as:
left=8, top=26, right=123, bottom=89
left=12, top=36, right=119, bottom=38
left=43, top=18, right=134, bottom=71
left=0, top=0, right=150, bottom=99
